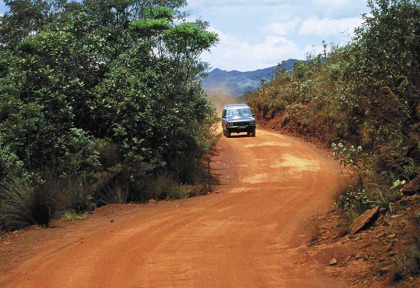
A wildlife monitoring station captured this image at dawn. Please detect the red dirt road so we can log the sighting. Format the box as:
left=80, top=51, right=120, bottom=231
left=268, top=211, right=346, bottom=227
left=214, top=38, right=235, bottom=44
left=0, top=129, right=345, bottom=287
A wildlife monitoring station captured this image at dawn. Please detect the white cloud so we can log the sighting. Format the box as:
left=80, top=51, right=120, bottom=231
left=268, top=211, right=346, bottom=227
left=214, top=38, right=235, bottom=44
left=310, top=0, right=367, bottom=8
left=310, top=0, right=351, bottom=7
left=299, top=16, right=363, bottom=37
left=201, top=28, right=301, bottom=71
left=302, top=43, right=329, bottom=59
left=264, top=18, right=301, bottom=35
left=189, top=0, right=291, bottom=9
left=186, top=0, right=313, bottom=15
left=185, top=0, right=369, bottom=70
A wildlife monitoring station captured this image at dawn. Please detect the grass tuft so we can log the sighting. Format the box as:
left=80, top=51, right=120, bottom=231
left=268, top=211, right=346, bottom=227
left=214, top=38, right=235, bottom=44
left=62, top=211, right=88, bottom=222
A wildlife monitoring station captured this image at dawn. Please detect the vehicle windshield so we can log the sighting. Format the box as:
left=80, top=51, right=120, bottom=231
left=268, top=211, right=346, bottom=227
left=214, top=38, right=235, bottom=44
left=227, top=108, right=252, bottom=118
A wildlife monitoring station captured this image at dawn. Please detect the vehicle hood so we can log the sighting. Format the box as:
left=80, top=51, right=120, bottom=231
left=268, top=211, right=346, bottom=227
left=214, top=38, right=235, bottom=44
left=227, top=116, right=255, bottom=122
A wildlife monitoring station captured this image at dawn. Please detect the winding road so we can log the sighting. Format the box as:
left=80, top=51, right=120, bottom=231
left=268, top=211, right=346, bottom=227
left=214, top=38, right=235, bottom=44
left=0, top=129, right=345, bottom=287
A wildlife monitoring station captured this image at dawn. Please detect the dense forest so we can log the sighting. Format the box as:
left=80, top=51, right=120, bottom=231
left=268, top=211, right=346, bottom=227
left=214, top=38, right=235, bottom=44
left=247, top=0, right=419, bottom=220
left=0, top=0, right=218, bottom=230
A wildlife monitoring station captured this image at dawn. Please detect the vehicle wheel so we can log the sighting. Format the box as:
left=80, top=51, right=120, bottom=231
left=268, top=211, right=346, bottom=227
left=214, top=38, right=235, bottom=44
left=247, top=131, right=251, bottom=137
left=252, top=128, right=256, bottom=137
left=227, top=131, right=231, bottom=138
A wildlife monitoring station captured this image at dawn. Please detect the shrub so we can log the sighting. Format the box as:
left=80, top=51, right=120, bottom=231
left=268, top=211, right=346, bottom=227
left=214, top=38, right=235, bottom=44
left=391, top=252, right=420, bottom=283
left=0, top=0, right=218, bottom=232
left=0, top=178, right=33, bottom=230
left=145, top=172, right=178, bottom=200
left=178, top=153, right=205, bottom=184
left=95, top=140, right=120, bottom=168
left=247, top=0, right=420, bottom=221
left=0, top=141, right=29, bottom=186
left=64, top=174, right=96, bottom=213
left=62, top=211, right=88, bottom=222
left=175, top=186, right=196, bottom=199
left=98, top=180, right=129, bottom=205
left=61, top=128, right=101, bottom=175
left=0, top=177, right=59, bottom=230
left=335, top=185, right=372, bottom=220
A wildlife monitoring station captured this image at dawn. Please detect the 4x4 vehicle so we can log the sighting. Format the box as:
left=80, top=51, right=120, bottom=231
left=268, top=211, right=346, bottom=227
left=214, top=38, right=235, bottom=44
left=222, top=104, right=256, bottom=137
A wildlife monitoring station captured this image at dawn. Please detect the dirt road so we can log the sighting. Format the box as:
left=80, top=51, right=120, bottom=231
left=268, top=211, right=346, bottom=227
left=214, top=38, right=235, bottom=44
left=0, top=129, right=345, bottom=287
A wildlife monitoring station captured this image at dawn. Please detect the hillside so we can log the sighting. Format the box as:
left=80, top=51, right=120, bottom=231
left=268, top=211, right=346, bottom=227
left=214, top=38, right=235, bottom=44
left=202, top=59, right=300, bottom=96
left=246, top=1, right=420, bottom=286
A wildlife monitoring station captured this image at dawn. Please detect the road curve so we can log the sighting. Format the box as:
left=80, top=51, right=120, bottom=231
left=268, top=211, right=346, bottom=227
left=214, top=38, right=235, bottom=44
left=0, top=129, right=345, bottom=287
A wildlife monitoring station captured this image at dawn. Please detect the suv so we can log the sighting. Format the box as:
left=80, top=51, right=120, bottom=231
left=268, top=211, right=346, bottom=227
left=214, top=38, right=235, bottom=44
left=222, top=104, right=256, bottom=137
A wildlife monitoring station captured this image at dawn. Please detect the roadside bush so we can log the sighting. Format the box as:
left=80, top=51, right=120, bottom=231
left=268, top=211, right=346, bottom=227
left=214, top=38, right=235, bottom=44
left=248, top=0, right=419, bottom=220
left=0, top=178, right=33, bottom=230
left=335, top=185, right=371, bottom=220
left=143, top=172, right=178, bottom=201
left=62, top=211, right=88, bottom=222
left=391, top=249, right=420, bottom=283
left=178, top=153, right=205, bottom=184
left=0, top=1, right=218, bottom=231
left=64, top=174, right=96, bottom=213
left=61, top=128, right=101, bottom=175
left=0, top=177, right=59, bottom=230
left=95, top=140, right=120, bottom=168
left=0, top=141, right=28, bottom=187
left=98, top=180, right=129, bottom=205
left=175, top=186, right=197, bottom=199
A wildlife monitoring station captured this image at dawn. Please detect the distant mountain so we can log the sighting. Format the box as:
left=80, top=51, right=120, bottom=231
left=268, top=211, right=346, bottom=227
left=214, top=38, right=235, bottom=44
left=202, top=59, right=301, bottom=96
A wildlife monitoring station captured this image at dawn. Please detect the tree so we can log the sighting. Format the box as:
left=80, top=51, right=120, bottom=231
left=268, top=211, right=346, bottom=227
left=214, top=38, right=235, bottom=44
left=0, top=0, right=218, bottom=229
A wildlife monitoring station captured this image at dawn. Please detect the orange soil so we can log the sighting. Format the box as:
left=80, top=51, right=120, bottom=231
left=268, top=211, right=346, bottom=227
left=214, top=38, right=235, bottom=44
left=0, top=129, right=346, bottom=287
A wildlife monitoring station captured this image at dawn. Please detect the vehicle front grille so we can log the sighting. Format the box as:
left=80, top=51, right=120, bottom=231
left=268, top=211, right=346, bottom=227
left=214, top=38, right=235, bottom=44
left=232, top=121, right=251, bottom=126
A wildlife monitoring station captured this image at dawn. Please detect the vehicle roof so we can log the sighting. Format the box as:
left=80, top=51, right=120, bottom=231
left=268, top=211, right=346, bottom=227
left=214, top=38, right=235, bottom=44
left=223, top=104, right=250, bottom=109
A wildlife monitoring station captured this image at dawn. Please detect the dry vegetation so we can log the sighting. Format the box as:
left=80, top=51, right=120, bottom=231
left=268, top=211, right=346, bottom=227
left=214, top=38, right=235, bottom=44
left=247, top=0, right=419, bottom=285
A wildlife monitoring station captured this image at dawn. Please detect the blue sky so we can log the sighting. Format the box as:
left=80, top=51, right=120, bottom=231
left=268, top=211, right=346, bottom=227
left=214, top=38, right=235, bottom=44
left=185, top=0, right=370, bottom=71
left=0, top=0, right=370, bottom=71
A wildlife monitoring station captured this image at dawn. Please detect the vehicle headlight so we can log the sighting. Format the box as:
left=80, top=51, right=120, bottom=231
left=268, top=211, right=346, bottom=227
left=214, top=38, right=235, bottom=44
left=250, top=121, right=255, bottom=125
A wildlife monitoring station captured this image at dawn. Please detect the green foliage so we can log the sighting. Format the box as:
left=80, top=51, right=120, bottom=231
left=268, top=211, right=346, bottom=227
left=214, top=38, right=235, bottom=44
left=332, top=143, right=369, bottom=172
left=0, top=177, right=59, bottom=230
left=62, top=211, right=88, bottom=222
left=64, top=174, right=96, bottom=213
left=165, top=22, right=219, bottom=57
left=335, top=185, right=372, bottom=220
left=0, top=178, right=34, bottom=230
left=0, top=0, right=218, bottom=230
left=247, top=0, right=420, bottom=218
left=143, top=6, right=174, bottom=20
left=0, top=140, right=28, bottom=185
left=130, top=18, right=171, bottom=38
left=174, top=185, right=196, bottom=199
